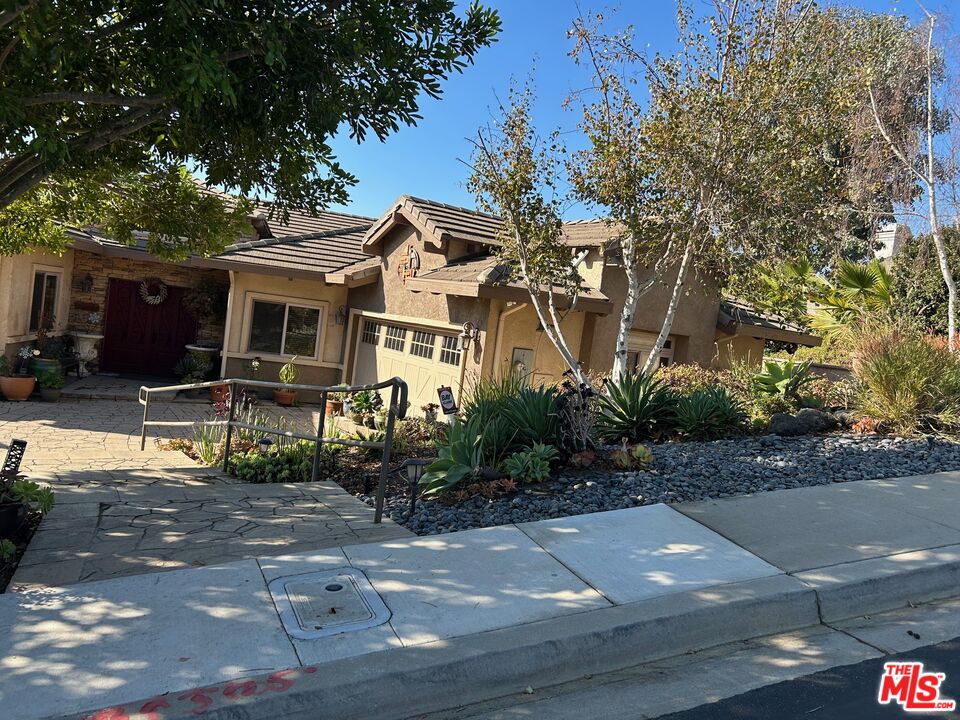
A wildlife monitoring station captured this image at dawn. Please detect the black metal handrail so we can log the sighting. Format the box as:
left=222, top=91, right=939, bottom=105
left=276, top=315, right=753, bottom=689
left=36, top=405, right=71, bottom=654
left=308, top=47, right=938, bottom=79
left=138, top=377, right=408, bottom=523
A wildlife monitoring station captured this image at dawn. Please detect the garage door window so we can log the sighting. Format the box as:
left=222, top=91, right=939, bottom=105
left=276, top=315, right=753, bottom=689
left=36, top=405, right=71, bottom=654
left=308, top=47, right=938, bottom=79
left=248, top=300, right=322, bottom=358
left=439, top=335, right=461, bottom=365
left=361, top=321, right=381, bottom=345
left=384, top=325, right=406, bottom=352
left=410, top=330, right=436, bottom=359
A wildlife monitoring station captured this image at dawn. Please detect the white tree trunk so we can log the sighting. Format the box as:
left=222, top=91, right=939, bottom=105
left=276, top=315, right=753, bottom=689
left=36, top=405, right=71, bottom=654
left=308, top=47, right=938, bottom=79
left=640, top=239, right=694, bottom=376
left=922, top=14, right=957, bottom=350
left=511, top=229, right=591, bottom=386
left=612, top=242, right=641, bottom=380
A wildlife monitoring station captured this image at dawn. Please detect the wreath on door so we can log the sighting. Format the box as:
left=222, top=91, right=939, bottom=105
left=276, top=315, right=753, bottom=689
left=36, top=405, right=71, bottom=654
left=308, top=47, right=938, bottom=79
left=138, top=278, right=169, bottom=305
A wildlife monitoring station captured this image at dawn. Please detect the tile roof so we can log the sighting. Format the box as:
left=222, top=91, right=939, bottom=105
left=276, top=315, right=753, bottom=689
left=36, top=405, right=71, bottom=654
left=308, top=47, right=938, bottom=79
left=407, top=252, right=610, bottom=308
left=718, top=299, right=821, bottom=346
left=253, top=204, right=375, bottom=238
left=216, top=225, right=371, bottom=274
left=365, top=195, right=615, bottom=249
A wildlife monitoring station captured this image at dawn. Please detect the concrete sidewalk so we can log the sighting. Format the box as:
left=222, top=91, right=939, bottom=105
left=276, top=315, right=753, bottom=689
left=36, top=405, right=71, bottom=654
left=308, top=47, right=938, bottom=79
left=2, top=472, right=960, bottom=720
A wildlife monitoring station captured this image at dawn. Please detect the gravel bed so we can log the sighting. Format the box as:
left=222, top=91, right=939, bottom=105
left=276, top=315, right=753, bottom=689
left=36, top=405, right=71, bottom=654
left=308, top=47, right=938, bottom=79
left=362, top=434, right=960, bottom=535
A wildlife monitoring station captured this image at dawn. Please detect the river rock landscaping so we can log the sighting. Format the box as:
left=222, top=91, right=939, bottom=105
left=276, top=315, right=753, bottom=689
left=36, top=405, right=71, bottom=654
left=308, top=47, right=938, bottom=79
left=369, top=434, right=960, bottom=535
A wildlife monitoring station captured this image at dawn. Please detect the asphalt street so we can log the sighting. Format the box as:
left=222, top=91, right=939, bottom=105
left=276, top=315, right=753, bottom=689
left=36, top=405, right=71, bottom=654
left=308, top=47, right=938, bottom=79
left=657, top=635, right=960, bottom=720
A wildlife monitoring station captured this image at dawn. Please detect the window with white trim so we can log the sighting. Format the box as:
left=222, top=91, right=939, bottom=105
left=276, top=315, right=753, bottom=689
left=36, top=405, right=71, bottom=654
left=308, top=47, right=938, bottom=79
left=247, top=300, right=322, bottom=357
left=361, top=321, right=381, bottom=345
left=410, top=330, right=436, bottom=359
left=439, top=335, right=461, bottom=365
left=29, top=270, right=60, bottom=332
left=384, top=325, right=407, bottom=352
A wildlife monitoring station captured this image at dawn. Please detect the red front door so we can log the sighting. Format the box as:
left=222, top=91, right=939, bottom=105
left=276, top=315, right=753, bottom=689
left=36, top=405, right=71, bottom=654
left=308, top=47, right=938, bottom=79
left=100, top=279, right=197, bottom=377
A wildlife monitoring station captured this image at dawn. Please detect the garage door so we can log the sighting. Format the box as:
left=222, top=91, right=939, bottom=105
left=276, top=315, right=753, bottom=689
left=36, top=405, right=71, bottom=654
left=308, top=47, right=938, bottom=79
left=352, top=319, right=463, bottom=416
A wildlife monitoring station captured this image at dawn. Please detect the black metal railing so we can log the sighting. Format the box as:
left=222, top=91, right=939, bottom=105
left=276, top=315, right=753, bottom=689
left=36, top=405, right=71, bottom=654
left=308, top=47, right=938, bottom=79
left=138, top=377, right=408, bottom=523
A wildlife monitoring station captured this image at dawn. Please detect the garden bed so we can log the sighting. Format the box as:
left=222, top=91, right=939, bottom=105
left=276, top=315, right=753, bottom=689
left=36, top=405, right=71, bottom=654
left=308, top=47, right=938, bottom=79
left=0, top=509, right=42, bottom=592
left=363, top=434, right=960, bottom=535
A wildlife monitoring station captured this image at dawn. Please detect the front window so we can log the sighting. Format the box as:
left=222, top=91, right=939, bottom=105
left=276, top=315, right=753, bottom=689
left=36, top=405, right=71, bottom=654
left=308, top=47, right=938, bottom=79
left=30, top=271, right=59, bottom=332
left=247, top=300, right=322, bottom=357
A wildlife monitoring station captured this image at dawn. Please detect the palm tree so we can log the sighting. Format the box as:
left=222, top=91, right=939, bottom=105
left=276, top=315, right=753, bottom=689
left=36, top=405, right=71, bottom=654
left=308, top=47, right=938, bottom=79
left=809, top=259, right=892, bottom=339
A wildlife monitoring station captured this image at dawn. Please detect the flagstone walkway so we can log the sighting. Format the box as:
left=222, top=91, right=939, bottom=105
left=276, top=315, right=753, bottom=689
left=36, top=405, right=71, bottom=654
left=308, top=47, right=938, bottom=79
left=0, top=397, right=410, bottom=590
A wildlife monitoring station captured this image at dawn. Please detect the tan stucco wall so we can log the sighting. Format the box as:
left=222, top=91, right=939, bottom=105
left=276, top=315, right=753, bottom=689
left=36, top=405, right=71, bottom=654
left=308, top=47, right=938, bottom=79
left=345, top=224, right=492, bottom=385
left=0, top=249, right=74, bottom=356
left=582, top=253, right=722, bottom=373
left=714, top=334, right=765, bottom=369
left=488, top=304, right=585, bottom=386
left=223, top=271, right=348, bottom=385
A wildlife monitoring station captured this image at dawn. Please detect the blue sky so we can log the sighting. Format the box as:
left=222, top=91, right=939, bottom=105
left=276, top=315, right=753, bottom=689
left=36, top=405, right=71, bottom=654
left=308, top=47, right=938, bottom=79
left=326, top=0, right=941, bottom=220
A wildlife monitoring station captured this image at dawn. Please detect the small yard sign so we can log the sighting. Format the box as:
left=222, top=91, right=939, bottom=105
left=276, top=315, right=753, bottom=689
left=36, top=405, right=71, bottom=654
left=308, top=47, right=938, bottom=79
left=437, top=386, right=458, bottom=415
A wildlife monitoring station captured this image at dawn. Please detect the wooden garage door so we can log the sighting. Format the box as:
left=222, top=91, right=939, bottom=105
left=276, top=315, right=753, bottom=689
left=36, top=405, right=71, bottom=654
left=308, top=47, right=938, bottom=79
left=353, top=320, right=462, bottom=416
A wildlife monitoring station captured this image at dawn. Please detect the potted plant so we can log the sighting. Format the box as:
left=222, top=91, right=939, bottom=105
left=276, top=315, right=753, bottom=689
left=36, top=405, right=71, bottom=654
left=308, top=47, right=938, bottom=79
left=29, top=312, right=62, bottom=376
left=0, top=473, right=54, bottom=540
left=351, top=389, right=382, bottom=427
left=174, top=351, right=213, bottom=398
left=36, top=368, right=65, bottom=402
left=326, top=385, right=348, bottom=416
left=0, top=354, right=36, bottom=402
left=274, top=356, right=299, bottom=406
left=422, top=402, right=440, bottom=423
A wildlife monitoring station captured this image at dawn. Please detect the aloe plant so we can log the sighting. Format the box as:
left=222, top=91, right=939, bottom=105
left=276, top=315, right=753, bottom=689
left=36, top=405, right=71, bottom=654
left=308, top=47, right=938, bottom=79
left=420, top=417, right=493, bottom=495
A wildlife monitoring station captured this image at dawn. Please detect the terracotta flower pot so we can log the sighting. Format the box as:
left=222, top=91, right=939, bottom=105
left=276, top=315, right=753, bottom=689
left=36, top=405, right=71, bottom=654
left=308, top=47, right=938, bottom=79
left=0, top=375, right=36, bottom=402
left=209, top=384, right=230, bottom=404
left=325, top=399, right=344, bottom=416
left=273, top=388, right=296, bottom=406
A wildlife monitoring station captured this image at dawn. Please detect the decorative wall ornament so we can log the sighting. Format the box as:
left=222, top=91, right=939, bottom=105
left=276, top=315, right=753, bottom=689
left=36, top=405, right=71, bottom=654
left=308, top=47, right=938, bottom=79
left=397, top=244, right=420, bottom=284
left=138, top=278, right=169, bottom=305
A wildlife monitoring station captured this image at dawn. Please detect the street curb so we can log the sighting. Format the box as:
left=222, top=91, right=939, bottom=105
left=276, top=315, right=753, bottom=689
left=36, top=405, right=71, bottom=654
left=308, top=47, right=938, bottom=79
left=794, top=543, right=960, bottom=622
left=60, top=574, right=818, bottom=720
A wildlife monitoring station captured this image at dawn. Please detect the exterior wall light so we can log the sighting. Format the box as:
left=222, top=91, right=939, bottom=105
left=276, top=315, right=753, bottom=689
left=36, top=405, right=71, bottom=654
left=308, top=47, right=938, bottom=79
left=335, top=306, right=347, bottom=325
left=459, top=322, right=480, bottom=351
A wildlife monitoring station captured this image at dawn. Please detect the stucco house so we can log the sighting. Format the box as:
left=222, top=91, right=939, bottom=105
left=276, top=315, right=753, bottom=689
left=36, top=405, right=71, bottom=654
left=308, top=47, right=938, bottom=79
left=0, top=193, right=819, bottom=413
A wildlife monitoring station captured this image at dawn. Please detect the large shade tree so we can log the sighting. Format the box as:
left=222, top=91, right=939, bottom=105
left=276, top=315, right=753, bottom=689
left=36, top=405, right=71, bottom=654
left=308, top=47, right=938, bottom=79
left=0, top=0, right=500, bottom=259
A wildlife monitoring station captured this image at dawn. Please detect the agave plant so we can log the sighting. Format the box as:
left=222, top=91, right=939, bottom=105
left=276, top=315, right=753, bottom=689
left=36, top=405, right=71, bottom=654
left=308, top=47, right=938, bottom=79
left=502, top=386, right=560, bottom=448
left=595, top=373, right=678, bottom=443
left=675, top=387, right=747, bottom=440
left=420, top=416, right=496, bottom=495
left=752, top=358, right=813, bottom=402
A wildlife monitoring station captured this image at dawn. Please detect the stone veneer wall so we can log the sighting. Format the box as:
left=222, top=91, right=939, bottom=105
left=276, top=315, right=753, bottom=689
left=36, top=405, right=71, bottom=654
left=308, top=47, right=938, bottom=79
left=68, top=249, right=229, bottom=346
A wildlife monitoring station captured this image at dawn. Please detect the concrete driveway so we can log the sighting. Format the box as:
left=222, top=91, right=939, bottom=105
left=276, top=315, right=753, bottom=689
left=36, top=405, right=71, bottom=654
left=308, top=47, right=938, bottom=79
left=0, top=397, right=410, bottom=589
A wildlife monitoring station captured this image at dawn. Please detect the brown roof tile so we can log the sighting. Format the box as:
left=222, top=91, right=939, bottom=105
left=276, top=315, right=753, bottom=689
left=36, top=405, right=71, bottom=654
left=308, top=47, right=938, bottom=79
left=365, top=196, right=616, bottom=249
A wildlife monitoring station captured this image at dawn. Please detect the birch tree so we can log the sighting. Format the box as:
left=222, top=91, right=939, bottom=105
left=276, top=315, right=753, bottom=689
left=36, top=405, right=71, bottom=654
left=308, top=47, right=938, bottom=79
left=468, top=86, right=591, bottom=385
left=861, top=9, right=956, bottom=348
left=568, top=2, right=909, bottom=376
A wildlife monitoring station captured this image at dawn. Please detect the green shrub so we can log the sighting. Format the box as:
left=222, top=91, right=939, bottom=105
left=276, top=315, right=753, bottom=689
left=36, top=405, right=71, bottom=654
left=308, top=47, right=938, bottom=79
left=36, top=368, right=65, bottom=389
left=192, top=421, right=223, bottom=465
left=595, top=373, right=678, bottom=443
left=229, top=441, right=320, bottom=483
left=502, top=443, right=558, bottom=483
left=675, top=387, right=747, bottom=440
left=853, top=324, right=960, bottom=435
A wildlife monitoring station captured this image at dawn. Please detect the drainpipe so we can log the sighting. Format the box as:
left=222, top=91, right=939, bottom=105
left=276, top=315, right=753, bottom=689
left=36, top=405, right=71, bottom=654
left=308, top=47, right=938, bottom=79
left=492, top=301, right=526, bottom=376
left=219, top=270, right=236, bottom=378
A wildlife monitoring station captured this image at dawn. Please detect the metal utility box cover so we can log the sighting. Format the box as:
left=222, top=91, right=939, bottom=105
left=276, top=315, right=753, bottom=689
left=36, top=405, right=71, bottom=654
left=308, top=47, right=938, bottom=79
left=268, top=568, right=391, bottom=640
